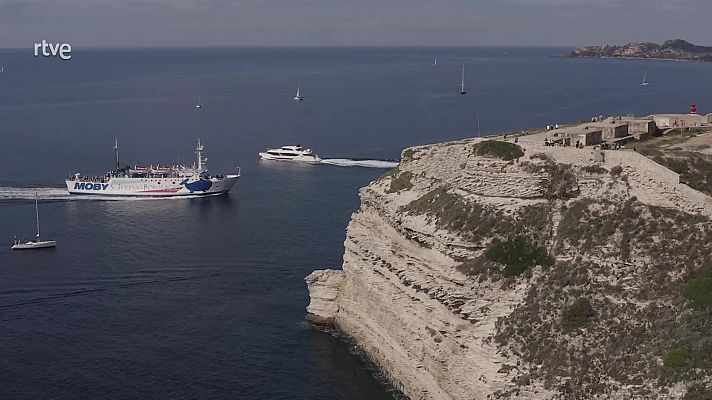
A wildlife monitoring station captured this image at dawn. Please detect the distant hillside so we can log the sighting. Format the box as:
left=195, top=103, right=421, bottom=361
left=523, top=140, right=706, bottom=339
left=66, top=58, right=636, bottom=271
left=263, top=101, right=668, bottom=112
left=565, top=39, right=712, bottom=62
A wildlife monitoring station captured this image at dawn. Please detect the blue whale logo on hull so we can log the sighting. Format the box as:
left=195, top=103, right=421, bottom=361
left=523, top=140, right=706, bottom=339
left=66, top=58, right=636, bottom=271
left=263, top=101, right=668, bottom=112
left=181, top=179, right=212, bottom=193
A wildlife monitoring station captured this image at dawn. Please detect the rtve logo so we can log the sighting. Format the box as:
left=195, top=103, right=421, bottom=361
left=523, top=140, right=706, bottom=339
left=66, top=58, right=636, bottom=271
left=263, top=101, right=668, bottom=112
left=34, top=40, right=72, bottom=60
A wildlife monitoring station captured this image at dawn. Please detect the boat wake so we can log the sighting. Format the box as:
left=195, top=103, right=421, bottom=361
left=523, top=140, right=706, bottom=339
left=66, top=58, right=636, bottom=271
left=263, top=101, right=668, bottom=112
left=320, top=159, right=399, bottom=169
left=0, top=186, right=71, bottom=201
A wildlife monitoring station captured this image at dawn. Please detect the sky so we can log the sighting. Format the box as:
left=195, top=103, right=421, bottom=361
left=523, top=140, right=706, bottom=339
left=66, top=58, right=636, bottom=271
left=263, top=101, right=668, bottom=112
left=0, top=0, right=711, bottom=48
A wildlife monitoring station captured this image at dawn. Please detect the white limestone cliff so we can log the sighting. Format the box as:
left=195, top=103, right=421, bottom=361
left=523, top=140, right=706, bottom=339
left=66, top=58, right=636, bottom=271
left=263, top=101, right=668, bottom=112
left=305, top=269, right=344, bottom=325
left=306, top=137, right=712, bottom=399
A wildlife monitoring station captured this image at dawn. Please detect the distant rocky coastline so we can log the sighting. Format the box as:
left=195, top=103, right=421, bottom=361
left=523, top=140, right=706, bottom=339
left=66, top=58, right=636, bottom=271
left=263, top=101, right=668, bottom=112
left=565, top=39, right=712, bottom=62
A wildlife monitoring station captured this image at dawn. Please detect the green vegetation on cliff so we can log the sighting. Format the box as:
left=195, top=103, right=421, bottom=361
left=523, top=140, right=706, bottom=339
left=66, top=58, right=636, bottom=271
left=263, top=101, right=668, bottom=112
left=401, top=148, right=418, bottom=162
left=684, top=266, right=712, bottom=307
left=473, top=140, right=524, bottom=161
left=494, top=197, right=712, bottom=397
left=401, top=186, right=507, bottom=242
left=520, top=154, right=579, bottom=199
left=664, top=348, right=690, bottom=368
left=387, top=170, right=414, bottom=193
left=561, top=298, right=595, bottom=329
left=581, top=165, right=608, bottom=174
left=650, top=151, right=712, bottom=196
left=485, top=235, right=553, bottom=277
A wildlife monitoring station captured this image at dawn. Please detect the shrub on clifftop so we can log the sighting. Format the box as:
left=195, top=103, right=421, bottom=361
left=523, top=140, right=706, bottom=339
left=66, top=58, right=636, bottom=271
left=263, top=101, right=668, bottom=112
left=485, top=235, right=553, bottom=277
left=683, top=266, right=712, bottom=307
left=581, top=165, right=608, bottom=174
left=473, top=140, right=524, bottom=161
left=663, top=348, right=690, bottom=368
left=401, top=186, right=507, bottom=241
left=561, top=298, right=596, bottom=329
left=387, top=171, right=414, bottom=193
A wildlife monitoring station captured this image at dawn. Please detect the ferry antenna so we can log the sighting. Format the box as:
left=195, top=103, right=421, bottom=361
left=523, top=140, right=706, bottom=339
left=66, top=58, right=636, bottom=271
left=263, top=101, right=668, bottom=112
left=196, top=138, right=206, bottom=171
left=114, top=138, right=120, bottom=170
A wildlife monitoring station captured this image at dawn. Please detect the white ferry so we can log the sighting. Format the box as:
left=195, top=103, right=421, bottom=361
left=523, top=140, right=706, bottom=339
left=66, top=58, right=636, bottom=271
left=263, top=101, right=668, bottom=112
left=66, top=139, right=240, bottom=197
left=258, top=145, right=321, bottom=163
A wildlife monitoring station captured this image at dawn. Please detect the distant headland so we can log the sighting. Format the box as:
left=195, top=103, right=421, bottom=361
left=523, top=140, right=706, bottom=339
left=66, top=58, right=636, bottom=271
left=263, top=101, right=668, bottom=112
left=564, top=39, right=712, bottom=62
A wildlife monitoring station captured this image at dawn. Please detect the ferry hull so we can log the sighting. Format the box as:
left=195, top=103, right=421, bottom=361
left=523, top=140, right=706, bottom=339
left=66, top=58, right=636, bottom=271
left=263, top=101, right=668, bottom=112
left=66, top=175, right=239, bottom=197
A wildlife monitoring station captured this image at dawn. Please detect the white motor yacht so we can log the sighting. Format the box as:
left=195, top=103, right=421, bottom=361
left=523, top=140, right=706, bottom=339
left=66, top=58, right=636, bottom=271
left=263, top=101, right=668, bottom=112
left=259, top=145, right=321, bottom=163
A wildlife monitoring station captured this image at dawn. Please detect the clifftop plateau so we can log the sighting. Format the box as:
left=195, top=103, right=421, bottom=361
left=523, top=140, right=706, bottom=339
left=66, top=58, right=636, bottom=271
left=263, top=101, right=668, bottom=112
left=565, top=39, right=712, bottom=62
left=306, top=132, right=712, bottom=399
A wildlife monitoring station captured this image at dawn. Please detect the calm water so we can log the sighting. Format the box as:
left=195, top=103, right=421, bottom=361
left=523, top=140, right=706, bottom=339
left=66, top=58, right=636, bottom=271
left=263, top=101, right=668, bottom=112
left=1, top=47, right=711, bottom=399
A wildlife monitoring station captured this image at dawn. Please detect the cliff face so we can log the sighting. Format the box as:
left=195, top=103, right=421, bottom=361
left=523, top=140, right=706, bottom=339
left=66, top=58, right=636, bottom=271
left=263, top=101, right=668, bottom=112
left=566, top=39, right=712, bottom=62
left=306, top=138, right=712, bottom=399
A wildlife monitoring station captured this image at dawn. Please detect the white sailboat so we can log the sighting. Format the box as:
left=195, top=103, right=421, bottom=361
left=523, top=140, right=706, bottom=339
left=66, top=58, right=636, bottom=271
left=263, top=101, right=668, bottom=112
left=195, top=96, right=202, bottom=109
left=640, top=71, right=649, bottom=87
left=460, top=63, right=467, bottom=95
left=12, top=194, right=56, bottom=250
left=293, top=83, right=303, bottom=101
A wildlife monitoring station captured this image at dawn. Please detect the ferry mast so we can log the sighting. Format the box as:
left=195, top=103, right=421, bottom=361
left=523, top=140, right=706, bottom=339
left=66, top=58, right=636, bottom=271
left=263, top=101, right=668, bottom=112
left=196, top=138, right=207, bottom=172
left=114, top=138, right=120, bottom=170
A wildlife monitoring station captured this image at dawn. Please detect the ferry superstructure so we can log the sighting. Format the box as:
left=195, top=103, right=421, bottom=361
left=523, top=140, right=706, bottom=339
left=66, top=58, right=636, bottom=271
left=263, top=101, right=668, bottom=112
left=66, top=139, right=239, bottom=197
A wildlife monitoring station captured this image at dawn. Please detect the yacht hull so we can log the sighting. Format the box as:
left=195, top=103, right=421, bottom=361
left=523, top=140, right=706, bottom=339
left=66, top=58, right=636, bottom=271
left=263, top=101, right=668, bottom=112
left=12, top=240, right=56, bottom=250
left=258, top=153, right=321, bottom=163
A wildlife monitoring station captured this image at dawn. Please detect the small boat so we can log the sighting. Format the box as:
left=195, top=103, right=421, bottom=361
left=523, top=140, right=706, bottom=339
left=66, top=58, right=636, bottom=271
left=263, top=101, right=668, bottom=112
left=259, top=145, right=321, bottom=163
left=293, top=84, right=303, bottom=101
left=433, top=58, right=437, bottom=66
left=12, top=194, right=56, bottom=250
left=641, top=72, right=649, bottom=87
left=195, top=96, right=202, bottom=109
left=460, top=63, right=467, bottom=95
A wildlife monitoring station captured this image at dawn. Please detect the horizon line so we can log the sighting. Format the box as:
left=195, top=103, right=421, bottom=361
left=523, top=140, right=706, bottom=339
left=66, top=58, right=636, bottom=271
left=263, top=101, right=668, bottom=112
left=0, top=44, right=575, bottom=51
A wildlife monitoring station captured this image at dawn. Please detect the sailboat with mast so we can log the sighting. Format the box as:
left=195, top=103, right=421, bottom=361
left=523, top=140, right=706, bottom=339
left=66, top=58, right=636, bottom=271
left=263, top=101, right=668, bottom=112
left=12, top=194, right=56, bottom=250
left=460, top=63, right=467, bottom=95
left=640, top=71, right=649, bottom=87
left=293, top=83, right=304, bottom=101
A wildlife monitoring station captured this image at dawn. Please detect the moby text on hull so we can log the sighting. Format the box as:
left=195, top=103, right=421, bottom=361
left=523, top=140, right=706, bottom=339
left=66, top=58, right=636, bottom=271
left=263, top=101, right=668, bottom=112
left=66, top=139, right=239, bottom=197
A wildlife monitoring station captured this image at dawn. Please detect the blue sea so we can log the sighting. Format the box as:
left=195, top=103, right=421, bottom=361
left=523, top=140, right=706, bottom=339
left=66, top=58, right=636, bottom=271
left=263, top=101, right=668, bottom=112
left=1, top=47, right=711, bottom=399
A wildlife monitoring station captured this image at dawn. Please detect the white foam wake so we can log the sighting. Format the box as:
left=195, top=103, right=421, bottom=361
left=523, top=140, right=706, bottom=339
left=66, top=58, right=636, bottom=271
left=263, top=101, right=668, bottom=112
left=320, top=159, right=399, bottom=169
left=0, top=186, right=71, bottom=201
